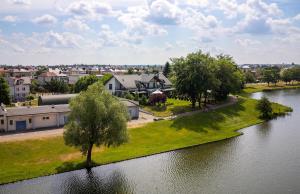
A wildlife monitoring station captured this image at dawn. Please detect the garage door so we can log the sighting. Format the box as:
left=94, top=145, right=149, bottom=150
left=16, top=120, right=26, bottom=130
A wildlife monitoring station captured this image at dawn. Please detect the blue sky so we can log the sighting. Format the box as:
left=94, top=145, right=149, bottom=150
left=0, top=0, right=299, bottom=65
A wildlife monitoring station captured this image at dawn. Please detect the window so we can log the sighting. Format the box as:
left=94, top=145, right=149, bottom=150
left=0, top=120, right=4, bottom=125
left=109, top=84, right=112, bottom=90
left=23, top=87, right=26, bottom=91
left=17, top=88, right=19, bottom=91
left=29, top=118, right=32, bottom=124
left=43, top=117, right=50, bottom=120
left=10, top=120, right=13, bottom=125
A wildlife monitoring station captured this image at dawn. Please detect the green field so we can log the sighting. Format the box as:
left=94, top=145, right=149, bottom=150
left=0, top=97, right=291, bottom=184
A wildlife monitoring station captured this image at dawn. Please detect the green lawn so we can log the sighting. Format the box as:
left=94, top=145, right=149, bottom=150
left=0, top=97, right=291, bottom=184
left=142, top=98, right=195, bottom=117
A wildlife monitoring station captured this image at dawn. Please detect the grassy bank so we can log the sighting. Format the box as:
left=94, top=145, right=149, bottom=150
left=0, top=97, right=291, bottom=184
left=242, top=82, right=300, bottom=95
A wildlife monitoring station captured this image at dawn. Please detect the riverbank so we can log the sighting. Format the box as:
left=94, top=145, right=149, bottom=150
left=0, top=96, right=291, bottom=185
left=242, top=82, right=300, bottom=95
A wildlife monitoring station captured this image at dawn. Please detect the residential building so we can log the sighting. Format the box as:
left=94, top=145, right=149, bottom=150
left=4, top=68, right=33, bottom=78
left=37, top=71, right=68, bottom=85
left=6, top=77, right=31, bottom=102
left=0, top=104, right=69, bottom=132
left=105, top=73, right=174, bottom=96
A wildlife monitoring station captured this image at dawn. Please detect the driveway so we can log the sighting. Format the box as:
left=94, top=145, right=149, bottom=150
left=0, top=112, right=155, bottom=143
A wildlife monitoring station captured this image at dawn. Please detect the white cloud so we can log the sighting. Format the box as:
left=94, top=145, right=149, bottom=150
left=218, top=0, right=238, bottom=18
left=0, top=37, right=25, bottom=53
left=235, top=38, right=261, bottom=47
left=2, top=15, right=18, bottom=22
left=66, top=1, right=113, bottom=20
left=43, top=31, right=84, bottom=48
left=147, top=0, right=183, bottom=25
left=33, top=14, right=57, bottom=25
left=63, top=18, right=90, bottom=31
left=184, top=0, right=209, bottom=8
left=10, top=0, right=31, bottom=5
left=293, top=14, right=300, bottom=21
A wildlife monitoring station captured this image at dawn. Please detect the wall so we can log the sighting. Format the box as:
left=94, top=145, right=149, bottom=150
left=32, top=113, right=58, bottom=129
left=128, top=106, right=139, bottom=119
left=105, top=77, right=116, bottom=94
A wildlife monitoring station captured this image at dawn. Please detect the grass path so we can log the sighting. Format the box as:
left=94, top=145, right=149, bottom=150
left=0, top=97, right=291, bottom=184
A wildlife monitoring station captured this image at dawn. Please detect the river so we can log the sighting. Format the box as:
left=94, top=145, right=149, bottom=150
left=1, top=89, right=300, bottom=194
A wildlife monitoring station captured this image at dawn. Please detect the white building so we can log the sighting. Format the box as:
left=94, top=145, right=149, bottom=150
left=105, top=73, right=174, bottom=96
left=0, top=104, right=69, bottom=132
left=6, top=77, right=31, bottom=102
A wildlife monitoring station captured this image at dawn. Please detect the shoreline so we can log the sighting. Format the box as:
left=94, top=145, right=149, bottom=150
left=0, top=89, right=293, bottom=185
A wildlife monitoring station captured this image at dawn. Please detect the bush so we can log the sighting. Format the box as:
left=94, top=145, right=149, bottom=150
left=149, top=93, right=167, bottom=106
left=123, top=91, right=134, bottom=100
left=26, top=95, right=35, bottom=101
left=256, top=97, right=273, bottom=119
left=139, top=95, right=148, bottom=105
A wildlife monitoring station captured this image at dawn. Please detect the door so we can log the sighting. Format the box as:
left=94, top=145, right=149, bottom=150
left=16, top=120, right=26, bottom=130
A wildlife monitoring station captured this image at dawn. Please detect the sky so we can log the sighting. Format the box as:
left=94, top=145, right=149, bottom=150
left=0, top=0, right=300, bottom=65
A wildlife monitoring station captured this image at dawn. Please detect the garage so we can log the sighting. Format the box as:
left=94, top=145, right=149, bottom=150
left=16, top=120, right=26, bottom=130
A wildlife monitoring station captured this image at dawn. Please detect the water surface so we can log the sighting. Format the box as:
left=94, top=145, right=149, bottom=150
left=1, top=89, right=300, bottom=194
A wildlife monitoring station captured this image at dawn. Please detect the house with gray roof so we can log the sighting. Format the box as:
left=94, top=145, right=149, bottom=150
left=105, top=73, right=174, bottom=96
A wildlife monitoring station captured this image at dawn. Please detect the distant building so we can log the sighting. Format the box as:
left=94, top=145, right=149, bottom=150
left=6, top=77, right=31, bottom=102
left=37, top=72, right=68, bottom=85
left=105, top=73, right=174, bottom=96
left=4, top=68, right=33, bottom=78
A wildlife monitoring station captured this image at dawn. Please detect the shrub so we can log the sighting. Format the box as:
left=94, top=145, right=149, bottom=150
left=139, top=95, right=148, bottom=105
left=256, top=97, right=273, bottom=119
left=123, top=91, right=134, bottom=100
left=149, top=93, right=167, bottom=106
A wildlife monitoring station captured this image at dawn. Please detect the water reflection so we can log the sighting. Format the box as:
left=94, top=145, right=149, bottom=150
left=256, top=122, right=272, bottom=138
left=61, top=168, right=133, bottom=194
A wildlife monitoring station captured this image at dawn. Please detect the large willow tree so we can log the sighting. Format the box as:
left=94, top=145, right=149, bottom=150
left=63, top=82, right=129, bottom=168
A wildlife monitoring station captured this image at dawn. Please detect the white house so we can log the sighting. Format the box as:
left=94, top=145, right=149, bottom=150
left=6, top=77, right=31, bottom=102
left=0, top=104, right=69, bottom=132
left=105, top=73, right=174, bottom=96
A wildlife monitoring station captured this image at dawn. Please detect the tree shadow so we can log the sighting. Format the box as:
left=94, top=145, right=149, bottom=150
left=170, top=99, right=246, bottom=133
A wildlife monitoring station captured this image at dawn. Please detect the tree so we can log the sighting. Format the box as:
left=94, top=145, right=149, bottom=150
left=127, top=68, right=134, bottom=74
left=213, top=55, right=244, bottom=101
left=74, top=75, right=99, bottom=93
left=0, top=77, right=11, bottom=105
left=64, top=82, right=129, bottom=168
left=245, top=71, right=256, bottom=83
left=163, top=62, right=171, bottom=77
left=280, top=69, right=293, bottom=85
left=44, top=79, right=69, bottom=93
left=256, top=97, right=273, bottom=119
left=262, top=67, right=280, bottom=86
left=172, top=51, right=219, bottom=108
